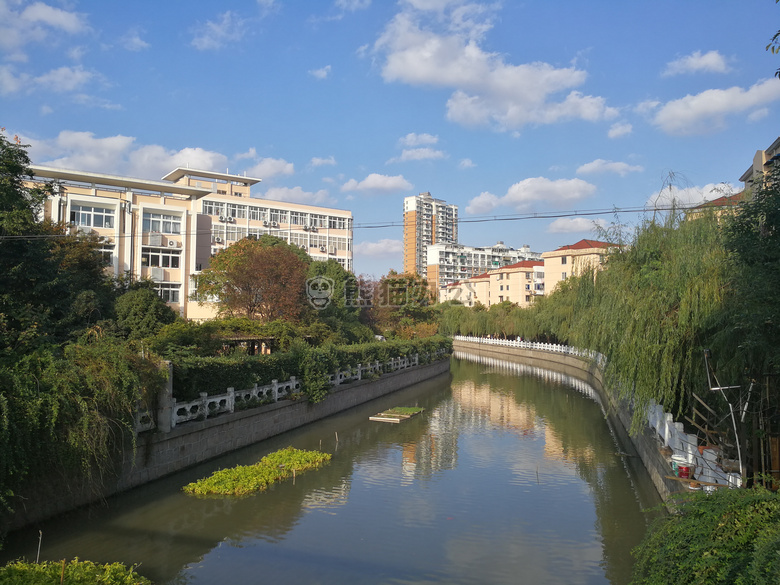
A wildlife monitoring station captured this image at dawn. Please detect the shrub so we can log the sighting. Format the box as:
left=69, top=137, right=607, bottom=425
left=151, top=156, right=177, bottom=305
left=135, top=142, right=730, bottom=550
left=0, top=559, right=152, bottom=585
left=182, top=447, right=331, bottom=496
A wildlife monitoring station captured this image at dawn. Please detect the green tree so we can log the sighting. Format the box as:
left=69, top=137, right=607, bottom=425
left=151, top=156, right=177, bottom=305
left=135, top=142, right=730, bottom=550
left=115, top=287, right=178, bottom=340
left=194, top=236, right=310, bottom=321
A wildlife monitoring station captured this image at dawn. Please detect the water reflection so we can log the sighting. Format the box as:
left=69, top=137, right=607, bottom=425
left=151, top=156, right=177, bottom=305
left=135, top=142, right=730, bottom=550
left=2, top=358, right=660, bottom=584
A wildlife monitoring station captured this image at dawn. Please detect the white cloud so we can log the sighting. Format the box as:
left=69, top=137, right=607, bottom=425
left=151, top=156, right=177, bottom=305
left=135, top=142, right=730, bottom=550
left=388, top=147, right=446, bottom=163
left=647, top=182, right=739, bottom=207
left=310, top=155, right=337, bottom=167
left=0, top=1, right=88, bottom=54
left=341, top=173, right=413, bottom=193
left=121, top=28, right=150, bottom=51
left=191, top=11, right=247, bottom=50
left=465, top=191, right=500, bottom=214
left=651, top=78, right=780, bottom=135
left=465, top=177, right=596, bottom=214
left=0, top=64, right=95, bottom=96
left=24, top=131, right=229, bottom=180
left=235, top=147, right=258, bottom=160
left=72, top=94, right=122, bottom=110
left=245, top=157, right=295, bottom=179
left=662, top=50, right=731, bottom=77
left=335, top=0, right=372, bottom=11
left=608, top=121, right=632, bottom=138
left=458, top=158, right=475, bottom=169
left=373, top=7, right=616, bottom=131
left=547, top=217, right=607, bottom=234
left=354, top=238, right=403, bottom=258
left=398, top=132, right=438, bottom=147
left=309, top=65, right=332, bottom=80
left=576, top=159, right=643, bottom=176
left=263, top=186, right=334, bottom=205
left=35, top=65, right=94, bottom=92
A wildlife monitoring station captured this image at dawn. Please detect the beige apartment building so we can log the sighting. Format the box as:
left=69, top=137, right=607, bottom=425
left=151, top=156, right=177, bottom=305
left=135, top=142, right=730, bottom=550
left=426, top=241, right=540, bottom=301
left=740, top=136, right=780, bottom=190
left=31, top=165, right=353, bottom=320
left=402, top=192, right=458, bottom=278
left=442, top=260, right=544, bottom=308
left=541, top=239, right=616, bottom=294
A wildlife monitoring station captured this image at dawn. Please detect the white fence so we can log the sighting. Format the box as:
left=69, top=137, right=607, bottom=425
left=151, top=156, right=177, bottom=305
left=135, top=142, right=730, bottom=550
left=137, top=350, right=445, bottom=433
left=453, top=335, right=606, bottom=367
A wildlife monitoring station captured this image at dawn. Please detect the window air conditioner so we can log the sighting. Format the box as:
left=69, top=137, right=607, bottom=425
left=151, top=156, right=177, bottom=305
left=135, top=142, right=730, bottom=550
left=219, top=215, right=226, bottom=222
left=271, top=221, right=278, bottom=228
left=319, top=246, right=326, bottom=252
left=168, top=240, right=178, bottom=248
left=214, top=236, right=223, bottom=243
left=263, top=220, right=269, bottom=227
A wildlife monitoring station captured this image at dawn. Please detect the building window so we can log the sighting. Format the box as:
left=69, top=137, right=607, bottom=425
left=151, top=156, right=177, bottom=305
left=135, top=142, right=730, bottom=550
left=526, top=295, right=531, bottom=302
left=499, top=285, right=503, bottom=291
left=329, top=216, right=347, bottom=230
left=156, top=283, right=180, bottom=304
left=561, top=272, right=567, bottom=280
left=99, top=244, right=114, bottom=265
left=525, top=284, right=531, bottom=290
left=226, top=203, right=246, bottom=219
left=142, top=248, right=181, bottom=268
left=143, top=212, right=181, bottom=234
left=249, top=206, right=268, bottom=222
left=70, top=205, right=114, bottom=228
left=561, top=256, right=568, bottom=265
left=202, top=201, right=224, bottom=216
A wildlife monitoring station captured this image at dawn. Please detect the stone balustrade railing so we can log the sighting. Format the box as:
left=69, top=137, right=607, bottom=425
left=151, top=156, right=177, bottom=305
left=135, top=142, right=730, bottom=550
left=136, top=350, right=444, bottom=433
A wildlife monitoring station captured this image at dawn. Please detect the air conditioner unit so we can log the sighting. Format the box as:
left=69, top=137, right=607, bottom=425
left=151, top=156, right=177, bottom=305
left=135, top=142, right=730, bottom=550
left=302, top=225, right=309, bottom=231
left=271, top=221, right=278, bottom=228
left=214, top=236, right=223, bottom=243
left=228, top=217, right=235, bottom=223
left=330, top=248, right=337, bottom=255
left=218, top=215, right=226, bottom=222
left=262, top=220, right=269, bottom=227
left=311, top=226, right=317, bottom=232
left=168, top=240, right=178, bottom=248
left=300, top=245, right=306, bottom=250
left=319, top=246, right=326, bottom=252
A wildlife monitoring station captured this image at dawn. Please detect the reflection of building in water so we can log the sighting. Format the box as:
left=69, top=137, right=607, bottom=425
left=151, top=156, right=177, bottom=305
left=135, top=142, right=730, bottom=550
left=452, top=351, right=598, bottom=465
left=401, top=399, right=460, bottom=484
left=301, top=479, right=351, bottom=512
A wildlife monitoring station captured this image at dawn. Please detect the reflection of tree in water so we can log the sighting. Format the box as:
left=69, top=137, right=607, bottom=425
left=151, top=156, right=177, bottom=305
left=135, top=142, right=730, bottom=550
left=449, top=355, right=662, bottom=585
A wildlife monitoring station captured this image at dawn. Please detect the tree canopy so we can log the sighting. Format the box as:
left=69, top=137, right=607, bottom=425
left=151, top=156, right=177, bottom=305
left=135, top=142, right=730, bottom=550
left=194, top=235, right=310, bottom=321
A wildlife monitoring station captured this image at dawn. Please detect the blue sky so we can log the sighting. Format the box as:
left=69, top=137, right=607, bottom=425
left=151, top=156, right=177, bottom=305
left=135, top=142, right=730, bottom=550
left=3, top=0, right=780, bottom=277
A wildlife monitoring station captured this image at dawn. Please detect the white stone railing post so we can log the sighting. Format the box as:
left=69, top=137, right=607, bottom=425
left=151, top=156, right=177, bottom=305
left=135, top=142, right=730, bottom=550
left=157, top=360, right=173, bottom=433
left=272, top=379, right=279, bottom=402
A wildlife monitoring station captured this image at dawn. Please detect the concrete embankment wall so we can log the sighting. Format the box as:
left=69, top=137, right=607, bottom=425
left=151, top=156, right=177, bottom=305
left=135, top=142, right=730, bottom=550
left=7, top=359, right=451, bottom=532
left=452, top=339, right=680, bottom=504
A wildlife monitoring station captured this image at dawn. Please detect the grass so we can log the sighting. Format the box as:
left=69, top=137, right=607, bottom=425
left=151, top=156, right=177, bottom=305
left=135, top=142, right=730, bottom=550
left=0, top=559, right=152, bottom=585
left=381, top=406, right=423, bottom=416
left=182, top=447, right=331, bottom=497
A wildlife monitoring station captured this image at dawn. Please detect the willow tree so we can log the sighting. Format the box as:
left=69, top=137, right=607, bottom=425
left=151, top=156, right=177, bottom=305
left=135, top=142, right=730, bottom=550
left=560, top=210, right=729, bottom=429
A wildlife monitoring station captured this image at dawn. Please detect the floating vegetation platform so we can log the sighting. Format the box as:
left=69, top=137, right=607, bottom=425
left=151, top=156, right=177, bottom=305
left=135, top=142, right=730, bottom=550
left=369, top=406, right=424, bottom=424
left=182, top=447, right=331, bottom=496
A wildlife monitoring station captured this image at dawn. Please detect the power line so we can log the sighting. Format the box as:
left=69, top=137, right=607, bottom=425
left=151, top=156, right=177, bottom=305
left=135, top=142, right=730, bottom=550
left=354, top=203, right=703, bottom=229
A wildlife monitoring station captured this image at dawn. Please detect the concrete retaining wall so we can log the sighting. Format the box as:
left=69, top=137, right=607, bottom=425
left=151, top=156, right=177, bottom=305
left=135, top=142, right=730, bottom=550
left=7, top=359, right=451, bottom=532
left=453, top=339, right=681, bottom=504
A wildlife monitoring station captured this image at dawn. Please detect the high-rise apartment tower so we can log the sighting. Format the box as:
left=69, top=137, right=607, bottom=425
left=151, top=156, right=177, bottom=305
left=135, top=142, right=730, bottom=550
left=402, top=192, right=458, bottom=277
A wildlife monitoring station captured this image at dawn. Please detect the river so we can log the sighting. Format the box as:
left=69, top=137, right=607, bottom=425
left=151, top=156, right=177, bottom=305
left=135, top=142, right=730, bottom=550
left=1, top=354, right=662, bottom=584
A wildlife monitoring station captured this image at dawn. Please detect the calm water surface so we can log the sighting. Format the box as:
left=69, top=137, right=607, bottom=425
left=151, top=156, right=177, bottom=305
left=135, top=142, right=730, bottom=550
left=2, top=355, right=662, bottom=584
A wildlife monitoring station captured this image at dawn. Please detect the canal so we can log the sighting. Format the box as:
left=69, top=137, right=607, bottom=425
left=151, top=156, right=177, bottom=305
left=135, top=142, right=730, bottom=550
left=2, top=354, right=662, bottom=584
